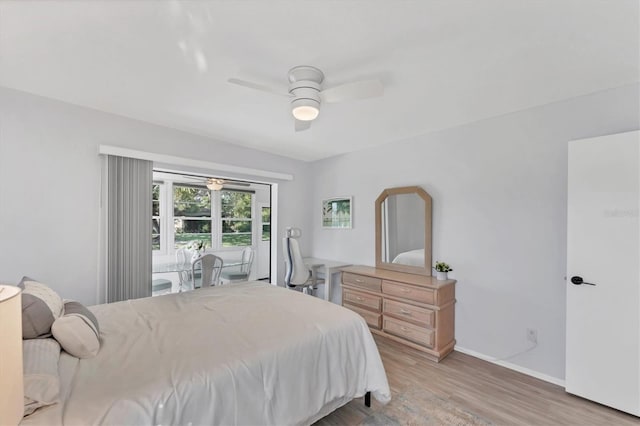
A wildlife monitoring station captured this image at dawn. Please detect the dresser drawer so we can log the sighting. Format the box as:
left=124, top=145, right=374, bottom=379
left=383, top=317, right=434, bottom=348
left=344, top=303, right=382, bottom=329
left=383, top=299, right=435, bottom=328
left=343, top=289, right=382, bottom=312
left=382, top=280, right=435, bottom=305
left=343, top=273, right=382, bottom=292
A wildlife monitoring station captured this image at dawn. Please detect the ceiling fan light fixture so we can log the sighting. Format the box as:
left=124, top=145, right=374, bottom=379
left=291, top=98, right=320, bottom=121
left=228, top=65, right=383, bottom=132
left=206, top=179, right=224, bottom=191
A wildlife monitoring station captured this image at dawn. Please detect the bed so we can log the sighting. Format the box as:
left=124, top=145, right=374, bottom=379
left=391, top=248, right=425, bottom=266
left=21, top=281, right=390, bottom=425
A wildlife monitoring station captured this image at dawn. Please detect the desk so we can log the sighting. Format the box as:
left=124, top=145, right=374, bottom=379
left=303, top=258, right=352, bottom=303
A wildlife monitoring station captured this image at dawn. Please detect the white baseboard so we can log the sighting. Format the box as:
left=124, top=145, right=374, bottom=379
left=454, top=345, right=565, bottom=387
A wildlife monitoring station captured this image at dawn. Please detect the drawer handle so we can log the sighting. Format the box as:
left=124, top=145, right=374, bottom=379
left=400, top=288, right=411, bottom=293
left=356, top=297, right=364, bottom=301
left=355, top=279, right=363, bottom=283
left=400, top=326, right=410, bottom=332
left=400, top=309, right=412, bottom=316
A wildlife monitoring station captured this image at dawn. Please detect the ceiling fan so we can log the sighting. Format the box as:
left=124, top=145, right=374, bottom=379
left=227, top=65, right=384, bottom=132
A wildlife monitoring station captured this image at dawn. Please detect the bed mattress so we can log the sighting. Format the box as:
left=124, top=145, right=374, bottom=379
left=392, top=248, right=425, bottom=266
left=21, top=281, right=390, bottom=425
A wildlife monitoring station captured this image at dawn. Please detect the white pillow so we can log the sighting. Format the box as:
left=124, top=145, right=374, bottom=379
left=52, top=301, right=100, bottom=359
left=23, top=338, right=61, bottom=416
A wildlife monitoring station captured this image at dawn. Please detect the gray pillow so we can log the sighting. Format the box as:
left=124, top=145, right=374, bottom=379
left=19, top=277, right=64, bottom=339
left=52, top=300, right=100, bottom=358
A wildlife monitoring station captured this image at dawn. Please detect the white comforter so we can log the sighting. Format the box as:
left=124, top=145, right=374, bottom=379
left=392, top=248, right=425, bottom=266
left=23, top=282, right=390, bottom=425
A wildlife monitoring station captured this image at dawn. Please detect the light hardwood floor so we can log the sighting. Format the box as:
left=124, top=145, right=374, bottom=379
left=316, top=335, right=639, bottom=425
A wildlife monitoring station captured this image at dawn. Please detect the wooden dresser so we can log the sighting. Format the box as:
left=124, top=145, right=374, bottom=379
left=341, top=265, right=456, bottom=362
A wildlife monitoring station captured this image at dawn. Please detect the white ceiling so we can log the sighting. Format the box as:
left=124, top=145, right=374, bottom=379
left=1, top=1, right=638, bottom=161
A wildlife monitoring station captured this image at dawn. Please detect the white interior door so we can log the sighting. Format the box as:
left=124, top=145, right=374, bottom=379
left=566, top=131, right=639, bottom=416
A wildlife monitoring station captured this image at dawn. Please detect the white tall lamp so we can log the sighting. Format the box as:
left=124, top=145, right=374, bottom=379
left=0, top=285, right=23, bottom=425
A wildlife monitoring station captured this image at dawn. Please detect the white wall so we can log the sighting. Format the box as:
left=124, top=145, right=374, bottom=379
left=0, top=87, right=313, bottom=305
left=310, top=84, right=640, bottom=380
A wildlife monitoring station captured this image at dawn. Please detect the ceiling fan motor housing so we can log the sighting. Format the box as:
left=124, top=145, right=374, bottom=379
left=289, top=66, right=323, bottom=120
left=227, top=65, right=383, bottom=129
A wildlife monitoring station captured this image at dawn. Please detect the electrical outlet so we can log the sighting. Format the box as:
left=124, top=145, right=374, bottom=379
left=526, top=328, right=538, bottom=344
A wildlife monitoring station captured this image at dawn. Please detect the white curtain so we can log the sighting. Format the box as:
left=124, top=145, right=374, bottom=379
left=107, top=155, right=152, bottom=302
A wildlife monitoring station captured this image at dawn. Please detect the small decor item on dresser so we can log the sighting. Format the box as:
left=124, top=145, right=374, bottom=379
left=433, top=261, right=453, bottom=280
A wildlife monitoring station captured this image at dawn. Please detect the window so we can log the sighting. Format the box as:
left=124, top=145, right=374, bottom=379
left=221, top=190, right=252, bottom=247
left=173, top=185, right=212, bottom=249
left=152, top=184, right=161, bottom=250
left=261, top=207, right=271, bottom=241
left=152, top=177, right=259, bottom=254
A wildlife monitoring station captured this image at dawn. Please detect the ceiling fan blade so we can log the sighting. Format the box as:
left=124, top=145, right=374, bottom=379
left=320, top=79, right=384, bottom=103
left=295, top=119, right=312, bottom=132
left=227, top=78, right=291, bottom=97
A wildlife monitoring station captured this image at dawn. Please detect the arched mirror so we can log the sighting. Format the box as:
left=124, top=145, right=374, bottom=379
left=375, top=186, right=432, bottom=276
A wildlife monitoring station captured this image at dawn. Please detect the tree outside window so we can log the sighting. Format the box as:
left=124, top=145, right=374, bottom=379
left=221, top=191, right=252, bottom=247
left=152, top=184, right=161, bottom=250
left=153, top=181, right=256, bottom=252
left=261, top=207, right=271, bottom=241
left=173, top=185, right=212, bottom=249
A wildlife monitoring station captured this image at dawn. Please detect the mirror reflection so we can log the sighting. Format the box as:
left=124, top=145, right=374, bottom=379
left=380, top=193, right=425, bottom=267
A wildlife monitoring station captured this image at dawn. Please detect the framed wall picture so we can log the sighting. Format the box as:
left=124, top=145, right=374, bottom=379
left=322, top=197, right=352, bottom=229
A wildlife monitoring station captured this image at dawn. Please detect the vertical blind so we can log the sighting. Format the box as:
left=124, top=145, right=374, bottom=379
left=107, top=155, right=152, bottom=302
